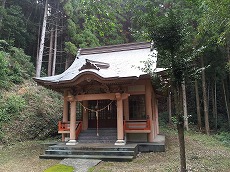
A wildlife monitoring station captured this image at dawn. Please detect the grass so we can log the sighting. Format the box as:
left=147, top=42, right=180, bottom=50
left=90, top=126, right=230, bottom=172
left=0, top=141, right=60, bottom=172
left=44, top=164, right=74, bottom=172
left=0, top=126, right=230, bottom=172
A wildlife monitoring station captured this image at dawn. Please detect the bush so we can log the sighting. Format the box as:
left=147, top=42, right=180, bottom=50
left=9, top=47, right=35, bottom=80
left=0, top=94, right=26, bottom=123
left=0, top=51, right=9, bottom=88
left=0, top=42, right=35, bottom=89
left=215, top=132, right=230, bottom=147
left=5, top=95, right=26, bottom=114
left=0, top=82, right=63, bottom=144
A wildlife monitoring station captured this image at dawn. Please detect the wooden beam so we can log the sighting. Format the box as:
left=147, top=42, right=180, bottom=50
left=76, top=93, right=116, bottom=101
left=66, top=93, right=130, bottom=101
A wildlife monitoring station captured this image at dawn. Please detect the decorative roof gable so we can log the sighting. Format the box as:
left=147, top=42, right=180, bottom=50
left=79, top=59, right=110, bottom=71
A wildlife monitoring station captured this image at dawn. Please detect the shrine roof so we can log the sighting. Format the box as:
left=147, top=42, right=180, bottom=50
left=34, top=42, right=163, bottom=87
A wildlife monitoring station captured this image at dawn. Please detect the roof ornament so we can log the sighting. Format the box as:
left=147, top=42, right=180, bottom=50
left=150, top=41, right=154, bottom=51
left=79, top=59, right=110, bottom=71
left=76, top=48, right=81, bottom=59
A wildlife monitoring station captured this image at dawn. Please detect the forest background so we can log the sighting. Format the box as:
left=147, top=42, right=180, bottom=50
left=0, top=0, right=229, bottom=150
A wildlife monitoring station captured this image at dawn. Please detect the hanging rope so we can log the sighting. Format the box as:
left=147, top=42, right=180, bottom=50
left=96, top=111, right=99, bottom=136
left=78, top=100, right=114, bottom=136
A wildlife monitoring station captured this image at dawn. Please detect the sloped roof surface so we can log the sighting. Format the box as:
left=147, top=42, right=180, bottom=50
left=34, top=42, right=159, bottom=84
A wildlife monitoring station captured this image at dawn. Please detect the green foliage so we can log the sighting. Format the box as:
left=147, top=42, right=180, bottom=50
left=62, top=0, right=127, bottom=56
left=0, top=51, right=9, bottom=88
left=158, top=112, right=169, bottom=127
left=8, top=47, right=35, bottom=80
left=4, top=95, right=26, bottom=114
left=0, top=42, right=35, bottom=88
left=44, top=164, right=74, bottom=172
left=198, top=0, right=230, bottom=45
left=0, top=94, right=26, bottom=126
left=1, top=5, right=27, bottom=48
left=215, top=132, right=230, bottom=147
left=21, top=86, right=62, bottom=140
left=0, top=109, right=9, bottom=123
left=0, top=40, right=9, bottom=51
left=64, top=41, right=77, bottom=56
left=0, top=83, right=62, bottom=144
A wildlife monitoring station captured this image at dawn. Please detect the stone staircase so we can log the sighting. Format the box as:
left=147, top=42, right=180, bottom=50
left=39, top=128, right=138, bottom=161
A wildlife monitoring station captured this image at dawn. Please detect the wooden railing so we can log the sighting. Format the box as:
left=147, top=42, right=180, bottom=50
left=58, top=121, right=82, bottom=139
left=75, top=122, right=82, bottom=140
left=123, top=119, right=151, bottom=132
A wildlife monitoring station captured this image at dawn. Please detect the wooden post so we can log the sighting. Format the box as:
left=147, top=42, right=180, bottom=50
left=62, top=91, right=68, bottom=141
left=66, top=100, right=77, bottom=145
left=146, top=81, right=153, bottom=142
left=123, top=99, right=129, bottom=120
left=115, top=93, right=125, bottom=145
left=63, top=91, right=68, bottom=122
left=152, top=93, right=156, bottom=137
left=155, top=100, right=159, bottom=134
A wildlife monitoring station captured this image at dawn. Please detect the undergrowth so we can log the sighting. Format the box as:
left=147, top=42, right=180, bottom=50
left=0, top=81, right=62, bottom=144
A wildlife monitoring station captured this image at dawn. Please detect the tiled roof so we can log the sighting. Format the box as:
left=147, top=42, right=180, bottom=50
left=34, top=42, right=161, bottom=85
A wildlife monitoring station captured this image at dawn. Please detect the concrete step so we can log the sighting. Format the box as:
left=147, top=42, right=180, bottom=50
left=39, top=154, right=134, bottom=161
left=39, top=135, right=166, bottom=161
left=45, top=149, right=135, bottom=156
left=49, top=144, right=137, bottom=152
left=40, top=142, right=138, bottom=161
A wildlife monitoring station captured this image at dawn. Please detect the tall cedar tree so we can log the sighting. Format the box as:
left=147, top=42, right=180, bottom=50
left=146, top=7, right=197, bottom=171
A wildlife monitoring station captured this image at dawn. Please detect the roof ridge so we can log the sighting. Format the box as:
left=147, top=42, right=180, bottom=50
left=79, top=42, right=150, bottom=55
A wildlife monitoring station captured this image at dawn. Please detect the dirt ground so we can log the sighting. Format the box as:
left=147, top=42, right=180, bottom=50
left=1, top=128, right=230, bottom=172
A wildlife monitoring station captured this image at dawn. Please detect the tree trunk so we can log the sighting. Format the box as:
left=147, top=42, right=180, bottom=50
left=211, top=78, right=218, bottom=130
left=207, top=82, right=210, bottom=110
left=1, top=0, right=6, bottom=8
left=182, top=81, right=188, bottom=131
left=0, top=0, right=6, bottom=33
left=168, top=90, right=172, bottom=124
left=36, top=0, right=48, bottom=77
left=195, top=79, right=202, bottom=131
left=174, top=85, right=186, bottom=172
left=177, top=118, right=186, bottom=172
left=227, top=41, right=230, bottom=60
left=48, top=29, right=54, bottom=76
left=201, top=56, right=210, bottom=135
left=51, top=6, right=58, bottom=76
left=222, top=80, right=230, bottom=127
left=214, top=79, right=218, bottom=130
left=211, top=82, right=215, bottom=118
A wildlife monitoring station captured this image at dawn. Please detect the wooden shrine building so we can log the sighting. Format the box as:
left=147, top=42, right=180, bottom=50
left=34, top=42, right=161, bottom=146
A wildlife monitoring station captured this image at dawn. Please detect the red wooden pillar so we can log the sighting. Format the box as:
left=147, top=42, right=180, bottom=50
left=146, top=81, right=154, bottom=142
left=62, top=91, right=68, bottom=141
left=156, top=100, right=159, bottom=134
left=123, top=98, right=129, bottom=120
left=66, top=100, right=77, bottom=145
left=115, top=93, right=125, bottom=145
